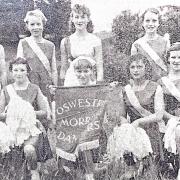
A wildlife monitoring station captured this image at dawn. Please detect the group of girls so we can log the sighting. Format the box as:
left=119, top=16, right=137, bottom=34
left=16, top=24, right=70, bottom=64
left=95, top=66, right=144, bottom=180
left=0, top=3, right=103, bottom=180
left=0, top=2, right=179, bottom=180
left=106, top=7, right=180, bottom=180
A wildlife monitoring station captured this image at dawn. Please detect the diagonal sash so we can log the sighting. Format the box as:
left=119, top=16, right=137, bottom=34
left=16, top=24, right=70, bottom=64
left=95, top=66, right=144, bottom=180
left=125, top=84, right=152, bottom=117
left=161, top=76, right=180, bottom=102
left=6, top=84, right=18, bottom=99
left=25, top=37, right=52, bottom=78
left=125, top=84, right=166, bottom=133
left=138, top=38, right=167, bottom=72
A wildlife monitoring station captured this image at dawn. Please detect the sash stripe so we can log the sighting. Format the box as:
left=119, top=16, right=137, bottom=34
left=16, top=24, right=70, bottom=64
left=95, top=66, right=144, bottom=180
left=162, top=77, right=180, bottom=102
left=138, top=38, right=167, bottom=72
left=25, top=37, right=52, bottom=78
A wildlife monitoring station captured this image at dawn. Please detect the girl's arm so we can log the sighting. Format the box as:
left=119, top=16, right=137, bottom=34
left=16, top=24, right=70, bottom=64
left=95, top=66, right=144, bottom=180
left=131, top=43, right=138, bottom=55
left=36, top=88, right=48, bottom=119
left=133, top=85, right=164, bottom=126
left=51, top=45, right=58, bottom=86
left=60, top=38, right=69, bottom=85
left=103, top=88, right=127, bottom=137
left=163, top=111, right=175, bottom=120
left=0, top=45, right=7, bottom=87
left=94, top=38, right=103, bottom=82
left=0, top=90, right=7, bottom=121
left=16, top=40, right=24, bottom=58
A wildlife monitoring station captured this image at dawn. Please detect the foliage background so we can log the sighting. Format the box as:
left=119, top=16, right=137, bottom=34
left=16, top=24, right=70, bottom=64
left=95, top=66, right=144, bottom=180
left=0, top=2, right=180, bottom=85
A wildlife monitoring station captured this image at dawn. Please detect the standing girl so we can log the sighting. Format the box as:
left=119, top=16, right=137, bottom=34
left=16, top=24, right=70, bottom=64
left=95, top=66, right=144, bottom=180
left=17, top=9, right=58, bottom=103
left=131, top=8, right=170, bottom=81
left=60, top=4, right=103, bottom=86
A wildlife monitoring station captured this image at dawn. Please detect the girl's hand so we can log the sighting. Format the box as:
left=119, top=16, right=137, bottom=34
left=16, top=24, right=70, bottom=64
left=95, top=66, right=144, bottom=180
left=131, top=120, right=140, bottom=128
left=49, top=85, right=56, bottom=95
left=102, top=153, right=111, bottom=164
left=109, top=81, right=119, bottom=88
left=0, top=112, right=6, bottom=121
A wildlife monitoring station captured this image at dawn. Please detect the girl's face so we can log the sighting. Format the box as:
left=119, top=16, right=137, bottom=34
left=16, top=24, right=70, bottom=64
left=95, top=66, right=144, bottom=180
left=72, top=11, right=89, bottom=31
left=143, top=11, right=159, bottom=34
left=129, top=60, right=146, bottom=80
left=26, top=16, right=43, bottom=37
left=169, top=50, right=180, bottom=72
left=74, top=67, right=92, bottom=85
left=12, top=64, right=28, bottom=84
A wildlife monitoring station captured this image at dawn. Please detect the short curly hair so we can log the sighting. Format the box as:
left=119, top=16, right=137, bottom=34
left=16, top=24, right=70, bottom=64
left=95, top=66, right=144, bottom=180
left=24, top=9, right=47, bottom=25
left=9, top=57, right=31, bottom=73
left=69, top=4, right=94, bottom=33
left=141, top=8, right=161, bottom=23
left=166, top=42, right=180, bottom=63
left=126, top=54, right=152, bottom=80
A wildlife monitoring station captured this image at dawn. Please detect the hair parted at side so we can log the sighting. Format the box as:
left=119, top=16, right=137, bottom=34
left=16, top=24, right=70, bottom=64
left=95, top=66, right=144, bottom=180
left=9, top=57, right=31, bottom=73
left=24, top=9, right=47, bottom=25
left=126, top=54, right=152, bottom=80
left=69, top=4, right=94, bottom=33
left=73, top=56, right=96, bottom=70
left=141, top=8, right=161, bottom=22
left=166, top=42, right=180, bottom=62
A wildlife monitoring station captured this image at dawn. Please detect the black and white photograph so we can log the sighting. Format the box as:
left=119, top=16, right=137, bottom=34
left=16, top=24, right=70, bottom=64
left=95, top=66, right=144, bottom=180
left=0, top=0, right=180, bottom=179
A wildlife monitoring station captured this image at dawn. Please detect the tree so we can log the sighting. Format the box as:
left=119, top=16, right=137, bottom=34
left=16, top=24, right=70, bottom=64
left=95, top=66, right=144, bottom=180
left=158, top=5, right=180, bottom=43
left=112, top=5, right=180, bottom=56
left=112, top=10, right=142, bottom=55
left=0, top=0, right=71, bottom=43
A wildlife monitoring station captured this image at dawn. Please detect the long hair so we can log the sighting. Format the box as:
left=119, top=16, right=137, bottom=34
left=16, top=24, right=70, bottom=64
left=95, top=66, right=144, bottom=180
left=69, top=4, right=94, bottom=33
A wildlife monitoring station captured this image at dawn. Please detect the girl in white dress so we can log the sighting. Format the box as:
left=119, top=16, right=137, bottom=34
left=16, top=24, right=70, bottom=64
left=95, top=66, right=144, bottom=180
left=60, top=4, right=103, bottom=86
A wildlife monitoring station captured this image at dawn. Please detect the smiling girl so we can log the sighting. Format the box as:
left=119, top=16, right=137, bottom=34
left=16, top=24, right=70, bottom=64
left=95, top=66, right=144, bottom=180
left=17, top=9, right=58, bottom=103
left=0, top=58, right=53, bottom=180
left=158, top=43, right=180, bottom=179
left=122, top=54, right=164, bottom=177
left=64, top=56, right=96, bottom=86
left=60, top=4, right=103, bottom=86
left=131, top=8, right=170, bottom=81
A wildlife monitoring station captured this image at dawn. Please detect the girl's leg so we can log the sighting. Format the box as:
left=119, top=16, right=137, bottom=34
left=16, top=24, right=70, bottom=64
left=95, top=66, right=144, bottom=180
left=83, top=150, right=95, bottom=180
left=24, top=136, right=40, bottom=180
left=175, top=126, right=180, bottom=179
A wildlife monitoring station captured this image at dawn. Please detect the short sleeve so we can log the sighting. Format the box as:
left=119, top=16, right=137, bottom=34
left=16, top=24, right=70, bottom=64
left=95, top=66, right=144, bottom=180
left=17, top=39, right=24, bottom=58
left=36, top=87, right=48, bottom=112
left=0, top=45, right=5, bottom=60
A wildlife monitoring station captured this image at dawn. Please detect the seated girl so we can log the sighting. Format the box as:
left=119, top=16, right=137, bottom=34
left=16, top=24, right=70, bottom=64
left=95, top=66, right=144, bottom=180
left=107, top=54, right=164, bottom=179
left=0, top=58, right=52, bottom=180
left=158, top=42, right=180, bottom=179
left=64, top=56, right=96, bottom=87
left=61, top=56, right=105, bottom=180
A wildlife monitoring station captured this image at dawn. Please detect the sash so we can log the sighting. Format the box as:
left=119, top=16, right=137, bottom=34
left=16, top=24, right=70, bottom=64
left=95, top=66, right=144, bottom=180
left=125, top=84, right=166, bottom=132
left=6, top=84, right=17, bottom=98
left=161, top=77, right=180, bottom=102
left=25, top=37, right=52, bottom=78
left=125, top=84, right=152, bottom=117
left=138, top=38, right=167, bottom=72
